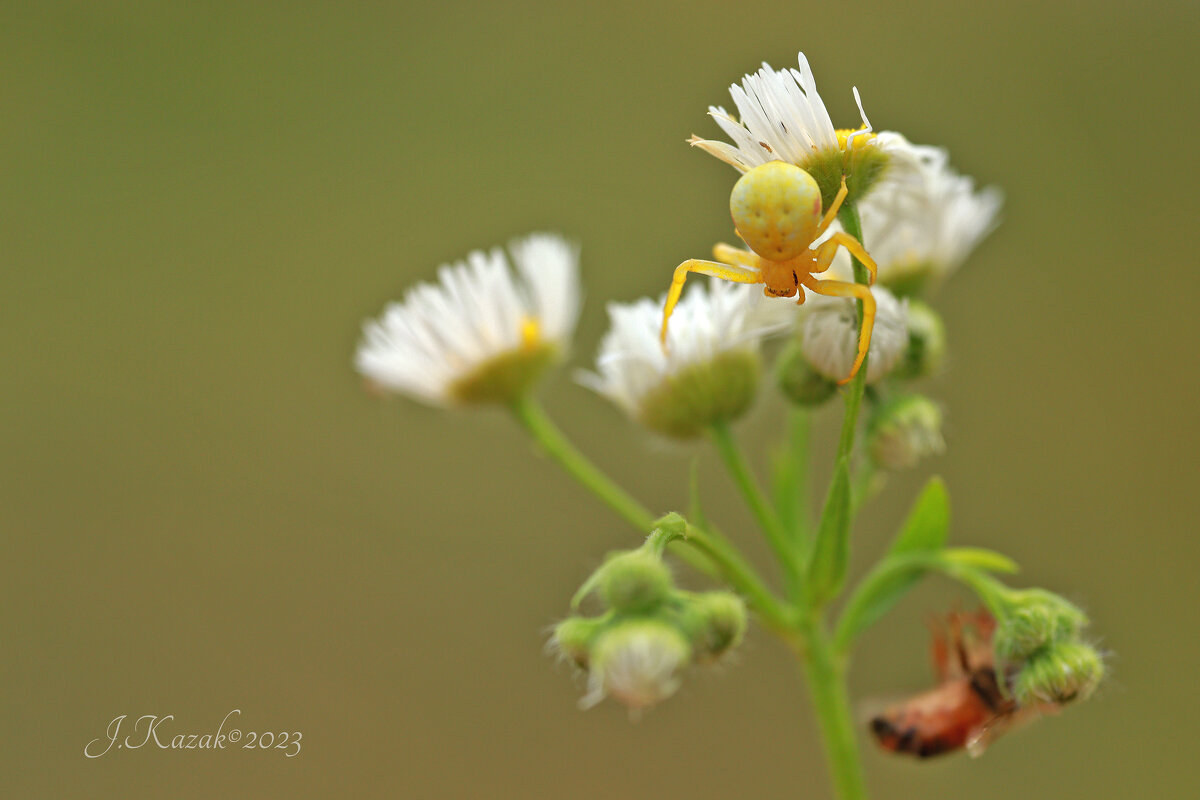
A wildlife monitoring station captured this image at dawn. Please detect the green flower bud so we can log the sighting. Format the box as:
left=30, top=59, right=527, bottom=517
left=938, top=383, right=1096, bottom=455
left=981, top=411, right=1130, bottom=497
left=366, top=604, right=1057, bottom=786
left=775, top=337, right=837, bottom=407
left=583, top=620, right=692, bottom=710
left=551, top=615, right=608, bottom=669
left=867, top=395, right=944, bottom=470
left=679, top=591, right=748, bottom=663
left=448, top=344, right=559, bottom=405
left=994, top=589, right=1089, bottom=663
left=1013, top=640, right=1104, bottom=706
left=598, top=550, right=674, bottom=614
left=637, top=351, right=761, bottom=439
left=893, top=300, right=947, bottom=380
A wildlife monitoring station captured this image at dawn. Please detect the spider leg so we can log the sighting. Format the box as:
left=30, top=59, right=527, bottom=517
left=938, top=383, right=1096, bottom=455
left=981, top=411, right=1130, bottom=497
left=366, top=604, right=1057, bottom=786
left=661, top=259, right=762, bottom=346
left=712, top=243, right=758, bottom=268
left=813, top=232, right=877, bottom=285
left=814, top=175, right=849, bottom=239
left=930, top=617, right=954, bottom=681
left=798, top=273, right=876, bottom=385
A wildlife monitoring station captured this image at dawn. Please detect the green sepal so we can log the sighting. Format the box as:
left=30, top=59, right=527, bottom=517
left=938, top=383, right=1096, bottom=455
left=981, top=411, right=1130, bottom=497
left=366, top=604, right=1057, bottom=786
left=806, top=456, right=851, bottom=605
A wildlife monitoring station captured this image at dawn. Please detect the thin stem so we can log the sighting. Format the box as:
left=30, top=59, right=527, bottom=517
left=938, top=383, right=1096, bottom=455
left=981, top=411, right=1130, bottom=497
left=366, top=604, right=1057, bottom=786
left=834, top=202, right=871, bottom=461
left=510, top=394, right=655, bottom=532
left=773, top=406, right=812, bottom=549
left=793, top=616, right=868, bottom=800
left=509, top=396, right=787, bottom=622
left=709, top=419, right=800, bottom=596
left=685, top=522, right=795, bottom=633
left=850, top=460, right=881, bottom=518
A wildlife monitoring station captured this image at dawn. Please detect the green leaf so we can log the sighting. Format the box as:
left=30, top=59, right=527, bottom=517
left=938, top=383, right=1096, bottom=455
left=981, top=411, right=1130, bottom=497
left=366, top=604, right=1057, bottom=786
left=833, top=546, right=1018, bottom=651
left=888, top=476, right=950, bottom=556
left=807, top=456, right=851, bottom=605
left=831, top=478, right=950, bottom=645
left=939, top=547, right=1018, bottom=574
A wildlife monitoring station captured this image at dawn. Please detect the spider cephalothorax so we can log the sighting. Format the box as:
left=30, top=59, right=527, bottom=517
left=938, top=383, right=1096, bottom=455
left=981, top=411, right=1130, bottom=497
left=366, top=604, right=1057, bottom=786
left=661, top=161, right=879, bottom=384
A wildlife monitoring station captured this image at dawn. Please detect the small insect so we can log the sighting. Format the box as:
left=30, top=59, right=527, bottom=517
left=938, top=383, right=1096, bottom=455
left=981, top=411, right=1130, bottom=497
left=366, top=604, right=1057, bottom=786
left=659, top=161, right=879, bottom=384
left=869, top=611, right=1053, bottom=759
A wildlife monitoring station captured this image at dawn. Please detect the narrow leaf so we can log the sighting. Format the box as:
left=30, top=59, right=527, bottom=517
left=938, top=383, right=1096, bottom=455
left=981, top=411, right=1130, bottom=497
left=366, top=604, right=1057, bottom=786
left=888, top=476, right=950, bottom=556
left=939, top=547, right=1018, bottom=574
left=834, top=547, right=1019, bottom=651
left=832, top=478, right=950, bottom=644
left=807, top=456, right=851, bottom=604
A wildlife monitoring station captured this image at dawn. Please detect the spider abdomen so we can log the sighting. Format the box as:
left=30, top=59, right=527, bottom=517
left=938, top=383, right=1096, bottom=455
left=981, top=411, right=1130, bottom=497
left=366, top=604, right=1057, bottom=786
left=730, top=162, right=822, bottom=262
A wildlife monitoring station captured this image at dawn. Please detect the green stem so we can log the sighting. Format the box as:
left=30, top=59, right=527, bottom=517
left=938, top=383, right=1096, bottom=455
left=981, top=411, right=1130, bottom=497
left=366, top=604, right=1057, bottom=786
left=850, top=460, right=881, bottom=518
left=793, top=617, right=868, bottom=800
left=510, top=396, right=787, bottom=624
left=709, top=419, right=800, bottom=596
left=685, top=522, right=795, bottom=633
left=773, top=406, right=812, bottom=549
left=510, top=394, right=655, bottom=532
left=834, top=202, right=871, bottom=462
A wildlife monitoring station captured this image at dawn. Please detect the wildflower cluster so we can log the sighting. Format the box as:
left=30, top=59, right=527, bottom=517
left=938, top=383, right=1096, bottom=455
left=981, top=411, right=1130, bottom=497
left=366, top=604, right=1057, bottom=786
left=354, top=50, right=1106, bottom=800
left=552, top=524, right=747, bottom=710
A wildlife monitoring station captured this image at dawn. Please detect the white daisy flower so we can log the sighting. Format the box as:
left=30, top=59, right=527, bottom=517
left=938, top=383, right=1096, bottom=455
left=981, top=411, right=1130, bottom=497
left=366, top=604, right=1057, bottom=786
left=581, top=620, right=692, bottom=711
left=800, top=286, right=908, bottom=385
left=688, top=52, right=917, bottom=207
left=355, top=233, right=581, bottom=406
left=689, top=53, right=847, bottom=174
left=579, top=280, right=774, bottom=439
left=829, top=138, right=1002, bottom=293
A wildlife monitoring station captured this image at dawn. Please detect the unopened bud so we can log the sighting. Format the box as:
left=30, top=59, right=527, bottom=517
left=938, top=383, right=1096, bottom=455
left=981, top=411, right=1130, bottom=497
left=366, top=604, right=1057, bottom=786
left=994, top=589, right=1089, bottom=663
left=868, top=395, right=944, bottom=470
left=583, top=620, right=692, bottom=710
left=775, top=337, right=837, bottom=406
left=680, top=591, right=748, bottom=662
left=551, top=616, right=608, bottom=669
left=1013, top=640, right=1104, bottom=706
left=597, top=550, right=674, bottom=614
left=894, top=300, right=946, bottom=380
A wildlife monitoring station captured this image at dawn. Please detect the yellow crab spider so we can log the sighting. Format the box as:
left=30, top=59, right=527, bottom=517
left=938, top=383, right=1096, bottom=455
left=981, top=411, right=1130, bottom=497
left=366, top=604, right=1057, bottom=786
left=660, top=161, right=879, bottom=385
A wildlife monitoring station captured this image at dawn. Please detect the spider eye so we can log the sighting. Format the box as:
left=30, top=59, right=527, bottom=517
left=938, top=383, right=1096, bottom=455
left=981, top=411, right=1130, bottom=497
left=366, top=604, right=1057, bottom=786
left=730, top=162, right=822, bottom=261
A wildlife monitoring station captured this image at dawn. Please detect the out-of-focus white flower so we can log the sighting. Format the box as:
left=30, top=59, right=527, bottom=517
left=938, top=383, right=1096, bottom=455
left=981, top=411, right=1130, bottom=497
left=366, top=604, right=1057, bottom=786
left=355, top=233, right=581, bottom=406
left=823, top=138, right=1002, bottom=293
left=582, top=620, right=692, bottom=711
left=579, top=280, right=773, bottom=438
left=800, top=286, right=908, bottom=385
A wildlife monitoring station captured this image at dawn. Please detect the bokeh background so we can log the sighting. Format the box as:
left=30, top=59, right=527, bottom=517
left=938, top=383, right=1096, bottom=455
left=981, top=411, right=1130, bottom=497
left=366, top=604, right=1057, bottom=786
left=5, top=1, right=1199, bottom=797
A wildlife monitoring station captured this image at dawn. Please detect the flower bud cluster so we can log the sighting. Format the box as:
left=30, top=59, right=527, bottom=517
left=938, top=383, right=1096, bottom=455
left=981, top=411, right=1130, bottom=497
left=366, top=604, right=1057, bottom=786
left=551, top=547, right=747, bottom=711
left=993, top=588, right=1104, bottom=706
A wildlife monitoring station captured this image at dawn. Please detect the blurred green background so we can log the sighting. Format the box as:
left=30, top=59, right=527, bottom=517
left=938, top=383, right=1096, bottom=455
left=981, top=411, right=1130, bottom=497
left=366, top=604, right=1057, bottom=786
left=5, top=1, right=1199, bottom=797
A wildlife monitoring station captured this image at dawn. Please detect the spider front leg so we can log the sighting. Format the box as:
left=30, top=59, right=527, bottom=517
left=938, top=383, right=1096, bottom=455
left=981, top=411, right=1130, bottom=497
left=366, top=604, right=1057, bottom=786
left=661, top=259, right=762, bottom=345
left=814, top=175, right=849, bottom=239
left=812, top=232, right=878, bottom=285
left=798, top=273, right=876, bottom=385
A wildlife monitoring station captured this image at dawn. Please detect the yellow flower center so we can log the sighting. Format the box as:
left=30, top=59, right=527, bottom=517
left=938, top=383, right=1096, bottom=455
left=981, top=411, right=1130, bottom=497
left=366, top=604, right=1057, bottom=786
left=519, top=316, right=542, bottom=350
